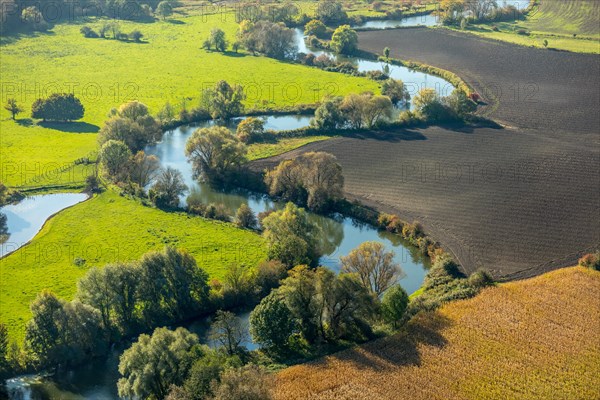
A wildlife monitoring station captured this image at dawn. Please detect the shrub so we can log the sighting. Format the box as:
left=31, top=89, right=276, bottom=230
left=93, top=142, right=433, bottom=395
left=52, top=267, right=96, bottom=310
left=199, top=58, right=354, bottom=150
left=517, top=29, right=529, bottom=35
left=304, top=19, right=327, bottom=38
left=236, top=117, right=265, bottom=144
left=578, top=252, right=600, bottom=271
left=381, top=285, right=409, bottom=328
left=129, top=30, right=143, bottom=42
left=467, top=269, right=495, bottom=288
left=80, top=26, right=99, bottom=38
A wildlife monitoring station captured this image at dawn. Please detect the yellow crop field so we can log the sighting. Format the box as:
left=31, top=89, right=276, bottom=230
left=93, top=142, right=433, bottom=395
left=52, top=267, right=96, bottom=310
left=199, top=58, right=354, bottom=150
left=273, top=266, right=600, bottom=400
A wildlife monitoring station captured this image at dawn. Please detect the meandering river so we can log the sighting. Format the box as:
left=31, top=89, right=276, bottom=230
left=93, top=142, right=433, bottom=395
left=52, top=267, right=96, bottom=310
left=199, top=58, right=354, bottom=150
left=3, top=15, right=458, bottom=399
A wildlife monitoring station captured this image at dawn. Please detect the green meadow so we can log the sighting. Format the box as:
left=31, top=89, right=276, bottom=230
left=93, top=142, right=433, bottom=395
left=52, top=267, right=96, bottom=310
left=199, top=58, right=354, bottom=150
left=461, top=0, right=600, bottom=53
left=0, top=11, right=378, bottom=188
left=0, top=190, right=267, bottom=340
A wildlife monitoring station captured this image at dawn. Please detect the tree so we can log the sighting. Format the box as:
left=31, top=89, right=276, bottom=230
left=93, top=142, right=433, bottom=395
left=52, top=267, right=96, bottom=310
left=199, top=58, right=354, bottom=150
left=150, top=167, right=188, bottom=208
left=330, top=25, right=358, bottom=54
left=443, top=89, right=477, bottom=119
left=383, top=46, right=390, bottom=59
left=185, top=126, right=247, bottom=183
left=76, top=267, right=114, bottom=331
left=250, top=290, right=295, bottom=352
left=266, top=151, right=344, bottom=212
left=99, top=140, right=132, bottom=181
left=543, top=39, right=549, bottom=48
left=201, top=80, right=245, bottom=120
left=381, top=284, right=409, bottom=328
left=137, top=246, right=209, bottom=323
left=4, top=98, right=23, bottom=120
left=0, top=323, right=10, bottom=377
left=31, top=93, right=85, bottom=122
left=210, top=365, right=272, bottom=400
left=413, top=88, right=452, bottom=122
left=316, top=0, right=348, bottom=24
left=156, top=1, right=173, bottom=20
left=235, top=117, right=265, bottom=143
left=311, top=97, right=345, bottom=130
left=235, top=204, right=257, bottom=229
left=0, top=212, right=8, bottom=244
left=183, top=349, right=240, bottom=400
left=118, top=327, right=199, bottom=400
left=21, top=6, right=50, bottom=31
left=25, top=290, right=105, bottom=369
left=208, top=310, right=249, bottom=356
left=340, top=241, right=402, bottom=296
left=106, top=263, right=139, bottom=330
left=261, top=202, right=321, bottom=267
left=209, top=28, right=228, bottom=52
left=381, top=79, right=410, bottom=105
left=304, top=19, right=327, bottom=38
left=98, top=101, right=162, bottom=152
left=238, top=21, right=298, bottom=60
left=129, top=151, right=161, bottom=187
left=340, top=92, right=393, bottom=129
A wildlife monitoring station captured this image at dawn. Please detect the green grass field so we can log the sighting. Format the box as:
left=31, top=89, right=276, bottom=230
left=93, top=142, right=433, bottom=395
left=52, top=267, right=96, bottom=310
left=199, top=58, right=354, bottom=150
left=0, top=190, right=267, bottom=340
left=247, top=136, right=332, bottom=160
left=459, top=0, right=600, bottom=53
left=0, top=11, right=378, bottom=188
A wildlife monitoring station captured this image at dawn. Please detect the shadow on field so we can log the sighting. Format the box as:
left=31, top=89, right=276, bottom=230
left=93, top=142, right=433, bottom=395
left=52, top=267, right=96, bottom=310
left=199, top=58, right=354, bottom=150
left=346, top=129, right=427, bottom=142
left=341, top=312, right=451, bottom=371
left=39, top=121, right=100, bottom=133
left=16, top=118, right=34, bottom=127
left=166, top=19, right=185, bottom=25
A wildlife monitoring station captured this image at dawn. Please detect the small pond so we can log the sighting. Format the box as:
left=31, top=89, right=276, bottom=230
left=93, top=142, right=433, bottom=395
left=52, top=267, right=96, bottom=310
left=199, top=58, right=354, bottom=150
left=0, top=193, right=89, bottom=258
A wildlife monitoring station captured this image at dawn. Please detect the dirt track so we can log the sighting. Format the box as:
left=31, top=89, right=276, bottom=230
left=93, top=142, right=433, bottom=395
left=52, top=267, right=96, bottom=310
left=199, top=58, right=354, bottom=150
left=252, top=28, right=600, bottom=280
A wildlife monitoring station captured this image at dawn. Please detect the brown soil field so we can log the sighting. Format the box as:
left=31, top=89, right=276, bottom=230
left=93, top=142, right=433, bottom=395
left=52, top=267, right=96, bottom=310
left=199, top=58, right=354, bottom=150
left=272, top=267, right=600, bottom=400
left=252, top=29, right=600, bottom=279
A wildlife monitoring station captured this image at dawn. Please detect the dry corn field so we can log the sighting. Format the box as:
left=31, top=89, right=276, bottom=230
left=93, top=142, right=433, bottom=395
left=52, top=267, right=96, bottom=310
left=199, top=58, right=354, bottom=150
left=272, top=267, right=600, bottom=400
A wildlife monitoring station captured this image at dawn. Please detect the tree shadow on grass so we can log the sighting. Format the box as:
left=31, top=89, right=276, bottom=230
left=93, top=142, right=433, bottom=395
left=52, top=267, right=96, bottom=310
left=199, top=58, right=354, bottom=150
left=38, top=121, right=100, bottom=133
left=16, top=118, right=34, bottom=127
left=321, top=311, right=452, bottom=372
left=166, top=19, right=185, bottom=24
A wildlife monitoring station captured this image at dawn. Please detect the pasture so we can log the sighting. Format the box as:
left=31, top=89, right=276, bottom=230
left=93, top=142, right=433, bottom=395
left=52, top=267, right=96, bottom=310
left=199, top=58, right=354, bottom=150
left=0, top=190, right=267, bottom=340
left=461, top=0, right=600, bottom=53
left=273, top=266, right=600, bottom=400
left=0, top=11, right=378, bottom=188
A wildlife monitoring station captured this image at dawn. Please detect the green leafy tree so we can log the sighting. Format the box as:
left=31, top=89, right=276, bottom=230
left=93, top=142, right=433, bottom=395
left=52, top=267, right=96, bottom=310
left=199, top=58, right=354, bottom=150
left=383, top=46, right=391, bottom=59
left=4, top=98, right=23, bottom=120
left=235, top=203, right=257, bottom=229
left=278, top=265, right=321, bottom=342
left=316, top=0, right=347, bottom=24
left=156, top=1, right=174, bottom=20
left=150, top=167, right=188, bottom=208
left=201, top=80, right=245, bottom=120
left=261, top=202, right=321, bottom=267
left=137, top=246, right=209, bottom=323
left=0, top=213, right=8, bottom=244
left=185, top=126, right=247, bottom=183
left=128, top=151, right=161, bottom=187
left=443, top=89, right=477, bottom=119
left=381, top=284, right=409, bottom=328
left=0, top=323, right=10, bottom=377
left=210, top=27, right=228, bottom=52
left=118, top=327, right=199, bottom=400
left=99, top=140, right=132, bottom=182
left=235, top=117, right=265, bottom=143
left=98, top=101, right=161, bottom=151
left=25, top=290, right=105, bottom=369
left=413, top=88, right=453, bottom=122
left=250, top=290, right=296, bottom=352
left=31, top=93, right=85, bottom=122
left=182, top=348, right=241, bottom=400
left=304, top=19, right=327, bottom=38
left=330, top=25, right=358, bottom=54
left=311, top=97, right=345, bottom=130
left=340, top=241, right=403, bottom=296
left=381, top=79, right=410, bottom=105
